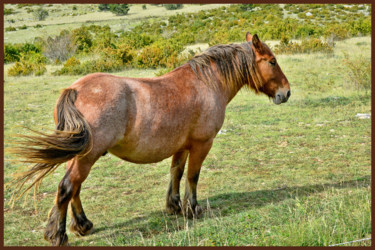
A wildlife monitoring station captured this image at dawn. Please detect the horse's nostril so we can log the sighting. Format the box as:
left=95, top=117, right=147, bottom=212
left=286, top=90, right=291, bottom=98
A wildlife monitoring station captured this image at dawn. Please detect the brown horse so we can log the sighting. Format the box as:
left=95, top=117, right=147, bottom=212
left=10, top=33, right=290, bottom=246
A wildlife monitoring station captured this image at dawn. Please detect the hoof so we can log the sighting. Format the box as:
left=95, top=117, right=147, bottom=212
left=44, top=231, right=69, bottom=246
left=69, top=219, right=94, bottom=237
left=166, top=195, right=182, bottom=215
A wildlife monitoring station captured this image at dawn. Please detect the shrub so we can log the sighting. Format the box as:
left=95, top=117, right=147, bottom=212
left=239, top=4, right=254, bottom=11
left=33, top=7, right=49, bottom=21
left=136, top=40, right=183, bottom=68
left=4, top=8, right=15, bottom=15
left=72, top=26, right=93, bottom=52
left=7, top=52, right=47, bottom=76
left=42, top=30, right=76, bottom=62
left=55, top=44, right=133, bottom=75
left=102, top=44, right=134, bottom=65
left=164, top=4, right=183, bottom=10
left=5, top=27, right=17, bottom=32
left=99, top=4, right=130, bottom=16
left=54, top=57, right=82, bottom=75
left=274, top=38, right=333, bottom=54
left=142, top=5, right=147, bottom=10
left=18, top=25, right=27, bottom=30
left=21, top=42, right=41, bottom=54
left=4, top=44, right=21, bottom=63
left=98, top=4, right=110, bottom=11
left=35, top=24, right=43, bottom=28
left=109, top=4, right=130, bottom=16
left=342, top=53, right=371, bottom=94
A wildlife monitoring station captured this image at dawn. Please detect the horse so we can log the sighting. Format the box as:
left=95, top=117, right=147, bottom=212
left=9, top=32, right=290, bottom=246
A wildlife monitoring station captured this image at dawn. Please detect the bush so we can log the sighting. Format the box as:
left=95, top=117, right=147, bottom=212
left=4, top=8, right=15, bottom=15
left=55, top=44, right=133, bottom=75
left=239, top=4, right=254, bottom=11
left=98, top=4, right=110, bottom=11
left=136, top=40, right=183, bottom=68
left=98, top=4, right=129, bottom=16
left=72, top=26, right=93, bottom=52
left=274, top=38, right=333, bottom=54
left=42, top=30, right=76, bottom=62
left=33, top=7, right=49, bottom=21
left=18, top=25, right=27, bottom=30
left=109, top=4, right=130, bottom=16
left=4, top=44, right=21, bottom=63
left=7, top=52, right=47, bottom=76
left=342, top=53, right=371, bottom=94
left=5, top=27, right=17, bottom=32
left=164, top=4, right=183, bottom=10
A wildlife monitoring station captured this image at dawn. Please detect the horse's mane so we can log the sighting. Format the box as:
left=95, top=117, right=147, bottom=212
left=188, top=42, right=263, bottom=93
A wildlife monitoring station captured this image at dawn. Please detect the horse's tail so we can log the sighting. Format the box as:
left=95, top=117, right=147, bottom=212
left=7, top=88, right=93, bottom=205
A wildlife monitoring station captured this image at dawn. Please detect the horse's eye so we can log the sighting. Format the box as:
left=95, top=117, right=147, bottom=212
left=269, top=60, right=276, bottom=66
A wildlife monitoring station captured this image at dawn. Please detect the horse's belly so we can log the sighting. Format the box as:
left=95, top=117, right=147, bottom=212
left=107, top=136, right=186, bottom=164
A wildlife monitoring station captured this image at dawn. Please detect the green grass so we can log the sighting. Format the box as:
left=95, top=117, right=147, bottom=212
left=3, top=35, right=371, bottom=246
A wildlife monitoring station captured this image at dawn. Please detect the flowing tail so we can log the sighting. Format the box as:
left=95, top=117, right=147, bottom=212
left=7, top=88, right=93, bottom=206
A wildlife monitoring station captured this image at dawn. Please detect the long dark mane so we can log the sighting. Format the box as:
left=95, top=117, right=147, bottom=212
left=188, top=42, right=263, bottom=93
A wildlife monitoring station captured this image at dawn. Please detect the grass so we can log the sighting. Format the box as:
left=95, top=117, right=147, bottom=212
left=3, top=28, right=371, bottom=248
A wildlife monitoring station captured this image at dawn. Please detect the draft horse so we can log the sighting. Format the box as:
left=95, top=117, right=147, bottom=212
left=10, top=33, right=290, bottom=246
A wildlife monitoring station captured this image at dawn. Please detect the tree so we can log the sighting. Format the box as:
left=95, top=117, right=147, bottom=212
left=109, top=4, right=130, bottom=16
left=164, top=4, right=183, bottom=10
left=98, top=4, right=130, bottom=16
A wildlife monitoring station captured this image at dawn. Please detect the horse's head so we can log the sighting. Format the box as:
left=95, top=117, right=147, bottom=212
left=246, top=32, right=291, bottom=104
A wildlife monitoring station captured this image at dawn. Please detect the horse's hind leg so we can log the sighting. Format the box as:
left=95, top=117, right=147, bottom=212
left=44, top=156, right=95, bottom=246
left=166, top=150, right=189, bottom=214
left=183, top=139, right=213, bottom=219
left=69, top=185, right=94, bottom=236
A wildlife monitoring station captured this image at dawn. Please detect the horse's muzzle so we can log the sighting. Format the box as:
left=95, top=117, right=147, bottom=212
left=273, top=90, right=291, bottom=104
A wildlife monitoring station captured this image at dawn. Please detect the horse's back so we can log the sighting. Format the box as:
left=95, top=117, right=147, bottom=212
left=67, top=68, right=225, bottom=163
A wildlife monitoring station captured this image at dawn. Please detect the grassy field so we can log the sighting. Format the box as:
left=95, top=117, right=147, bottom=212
left=4, top=4, right=230, bottom=44
left=3, top=34, right=371, bottom=246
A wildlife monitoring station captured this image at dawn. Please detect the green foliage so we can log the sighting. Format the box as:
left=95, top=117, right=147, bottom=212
left=274, top=38, right=333, bottom=55
left=18, top=25, right=27, bottom=30
left=98, top=4, right=130, bottom=16
left=136, top=40, right=184, bottom=68
left=4, top=8, right=15, bottom=15
left=239, top=4, right=254, bottom=11
left=55, top=44, right=134, bottom=75
left=142, top=5, right=147, bottom=10
left=4, top=42, right=41, bottom=64
left=110, top=4, right=130, bottom=16
left=7, top=51, right=47, bottom=76
left=33, top=7, right=49, bottom=21
left=5, top=27, right=17, bottom=32
left=4, top=44, right=21, bottom=63
left=164, top=4, right=183, bottom=10
left=98, top=4, right=110, bottom=11
left=72, top=26, right=93, bottom=53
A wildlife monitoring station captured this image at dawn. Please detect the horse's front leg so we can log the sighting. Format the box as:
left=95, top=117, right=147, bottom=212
left=183, top=139, right=213, bottom=219
left=44, top=157, right=95, bottom=246
left=166, top=150, right=189, bottom=214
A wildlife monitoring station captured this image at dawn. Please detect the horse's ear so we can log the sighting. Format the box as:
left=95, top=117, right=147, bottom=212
left=246, top=32, right=252, bottom=42
left=252, top=34, right=263, bottom=52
